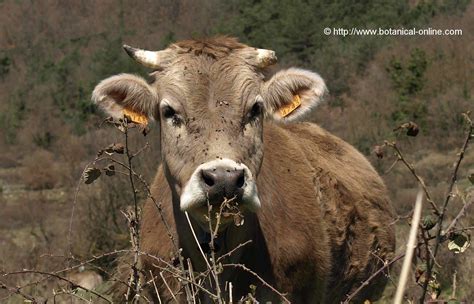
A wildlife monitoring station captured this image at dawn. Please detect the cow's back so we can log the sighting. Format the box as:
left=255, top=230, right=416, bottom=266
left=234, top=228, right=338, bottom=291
left=259, top=122, right=395, bottom=302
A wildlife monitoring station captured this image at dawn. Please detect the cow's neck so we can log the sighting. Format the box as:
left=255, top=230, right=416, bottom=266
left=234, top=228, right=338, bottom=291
left=175, top=203, right=253, bottom=259
left=167, top=181, right=275, bottom=300
left=170, top=191, right=261, bottom=266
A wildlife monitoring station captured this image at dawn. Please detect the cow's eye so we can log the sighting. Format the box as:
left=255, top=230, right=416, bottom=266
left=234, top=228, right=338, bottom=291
left=162, top=105, right=182, bottom=126
left=248, top=102, right=263, bottom=121
left=163, top=105, right=176, bottom=119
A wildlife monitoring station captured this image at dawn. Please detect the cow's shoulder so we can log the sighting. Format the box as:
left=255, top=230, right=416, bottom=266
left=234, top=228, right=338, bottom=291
left=263, top=122, right=395, bottom=299
left=265, top=122, right=386, bottom=199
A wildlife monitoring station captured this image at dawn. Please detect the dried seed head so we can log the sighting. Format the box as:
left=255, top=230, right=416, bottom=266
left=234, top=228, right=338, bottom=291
left=373, top=145, right=385, bottom=159
left=84, top=167, right=101, bottom=184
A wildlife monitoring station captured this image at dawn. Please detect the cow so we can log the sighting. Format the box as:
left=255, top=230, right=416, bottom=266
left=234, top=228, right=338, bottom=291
left=92, top=36, right=395, bottom=303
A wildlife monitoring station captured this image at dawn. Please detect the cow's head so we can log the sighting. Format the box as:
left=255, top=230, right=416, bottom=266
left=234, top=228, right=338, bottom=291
left=92, top=37, right=326, bottom=226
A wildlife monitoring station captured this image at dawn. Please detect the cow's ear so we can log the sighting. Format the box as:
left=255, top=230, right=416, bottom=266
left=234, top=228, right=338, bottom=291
left=262, top=68, right=327, bottom=122
left=92, top=74, right=158, bottom=125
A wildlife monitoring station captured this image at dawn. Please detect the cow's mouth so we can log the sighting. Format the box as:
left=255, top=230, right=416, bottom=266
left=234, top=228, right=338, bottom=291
left=180, top=159, right=261, bottom=219
left=186, top=197, right=247, bottom=232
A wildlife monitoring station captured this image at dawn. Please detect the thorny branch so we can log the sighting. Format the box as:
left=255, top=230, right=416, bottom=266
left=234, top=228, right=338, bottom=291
left=342, top=254, right=405, bottom=303
left=444, top=196, right=474, bottom=236
left=12, top=111, right=473, bottom=303
left=384, top=140, right=440, bottom=215
left=223, top=263, right=291, bottom=304
left=420, top=112, right=473, bottom=302
left=4, top=270, right=112, bottom=303
left=347, top=112, right=473, bottom=303
left=0, top=281, right=38, bottom=304
left=3, top=115, right=291, bottom=304
left=123, top=117, right=142, bottom=302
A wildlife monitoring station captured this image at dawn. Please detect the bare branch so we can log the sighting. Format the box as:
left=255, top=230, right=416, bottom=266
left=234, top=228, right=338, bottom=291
left=444, top=193, right=473, bottom=236
left=385, top=141, right=439, bottom=215
left=420, top=112, right=473, bottom=302
left=0, top=281, right=38, bottom=303
left=223, top=263, right=290, bottom=304
left=342, top=253, right=405, bottom=303
left=4, top=270, right=111, bottom=303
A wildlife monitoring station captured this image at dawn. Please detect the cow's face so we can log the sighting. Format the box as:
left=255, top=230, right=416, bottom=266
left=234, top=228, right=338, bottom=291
left=156, top=54, right=266, bottom=220
left=92, top=38, right=326, bottom=226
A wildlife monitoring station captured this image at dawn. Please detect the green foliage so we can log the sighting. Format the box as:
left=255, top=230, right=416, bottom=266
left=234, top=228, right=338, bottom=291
left=33, top=131, right=55, bottom=149
left=18, top=35, right=146, bottom=137
left=161, top=31, right=177, bottom=49
left=217, top=0, right=408, bottom=58
left=389, top=48, right=428, bottom=96
left=387, top=48, right=429, bottom=125
left=216, top=0, right=469, bottom=102
left=216, top=0, right=411, bottom=97
left=91, top=37, right=145, bottom=80
left=0, top=92, right=26, bottom=144
left=0, top=55, right=11, bottom=78
left=1, top=0, right=469, bottom=145
left=405, top=0, right=470, bottom=24
left=49, top=48, right=91, bottom=133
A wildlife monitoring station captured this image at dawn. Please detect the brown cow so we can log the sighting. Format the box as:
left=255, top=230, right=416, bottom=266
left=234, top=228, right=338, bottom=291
left=92, top=36, right=395, bottom=303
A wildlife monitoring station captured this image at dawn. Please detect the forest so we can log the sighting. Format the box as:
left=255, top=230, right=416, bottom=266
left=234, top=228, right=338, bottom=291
left=0, top=0, right=473, bottom=302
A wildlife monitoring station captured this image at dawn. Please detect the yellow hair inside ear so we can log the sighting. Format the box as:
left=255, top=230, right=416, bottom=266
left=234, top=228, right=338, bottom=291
left=279, top=94, right=301, bottom=118
left=123, top=108, right=148, bottom=126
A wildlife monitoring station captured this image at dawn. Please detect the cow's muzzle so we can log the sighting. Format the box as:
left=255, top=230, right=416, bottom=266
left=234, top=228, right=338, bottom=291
left=201, top=166, right=245, bottom=203
left=180, top=159, right=261, bottom=212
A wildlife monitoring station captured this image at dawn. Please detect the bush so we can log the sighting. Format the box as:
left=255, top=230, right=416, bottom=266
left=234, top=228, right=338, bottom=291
left=19, top=149, right=62, bottom=190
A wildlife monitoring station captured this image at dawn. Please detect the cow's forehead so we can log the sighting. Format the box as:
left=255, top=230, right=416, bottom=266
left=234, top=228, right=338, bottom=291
left=158, top=54, right=261, bottom=110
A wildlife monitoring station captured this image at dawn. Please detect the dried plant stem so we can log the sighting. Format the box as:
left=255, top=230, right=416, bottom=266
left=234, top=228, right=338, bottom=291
left=159, top=271, right=179, bottom=303
left=444, top=195, right=473, bottom=236
left=68, top=152, right=115, bottom=258
left=419, top=114, right=473, bottom=302
left=4, top=270, right=112, bottom=303
left=343, top=253, right=406, bottom=303
left=223, top=263, right=290, bottom=304
left=186, top=259, right=198, bottom=303
left=99, top=119, right=191, bottom=301
left=207, top=202, right=225, bottom=304
left=107, top=157, right=179, bottom=251
left=0, top=281, right=38, bottom=303
left=184, top=211, right=218, bottom=302
left=452, top=271, right=457, bottom=299
left=385, top=141, right=439, bottom=215
left=216, top=240, right=252, bottom=263
left=149, top=270, right=162, bottom=304
left=123, top=120, right=141, bottom=302
left=184, top=212, right=213, bottom=273
left=394, top=190, right=423, bottom=304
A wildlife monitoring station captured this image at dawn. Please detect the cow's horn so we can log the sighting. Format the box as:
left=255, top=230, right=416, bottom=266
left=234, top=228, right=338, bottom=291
left=255, top=48, right=277, bottom=68
left=123, top=45, right=173, bottom=69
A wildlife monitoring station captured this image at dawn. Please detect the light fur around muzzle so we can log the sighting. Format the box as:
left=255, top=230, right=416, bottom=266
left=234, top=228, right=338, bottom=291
left=180, top=158, right=261, bottom=212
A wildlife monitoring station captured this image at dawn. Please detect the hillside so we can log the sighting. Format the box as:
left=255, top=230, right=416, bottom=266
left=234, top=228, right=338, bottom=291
left=0, top=0, right=473, bottom=302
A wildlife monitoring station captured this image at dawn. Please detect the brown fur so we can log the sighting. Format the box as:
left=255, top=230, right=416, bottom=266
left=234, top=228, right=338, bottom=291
left=92, top=37, right=395, bottom=303
left=172, top=36, right=247, bottom=59
left=137, top=123, right=395, bottom=303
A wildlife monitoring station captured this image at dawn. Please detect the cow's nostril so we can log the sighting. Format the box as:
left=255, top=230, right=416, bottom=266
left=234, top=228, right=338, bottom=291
left=201, top=170, right=215, bottom=187
left=236, top=171, right=245, bottom=188
left=200, top=167, right=245, bottom=203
